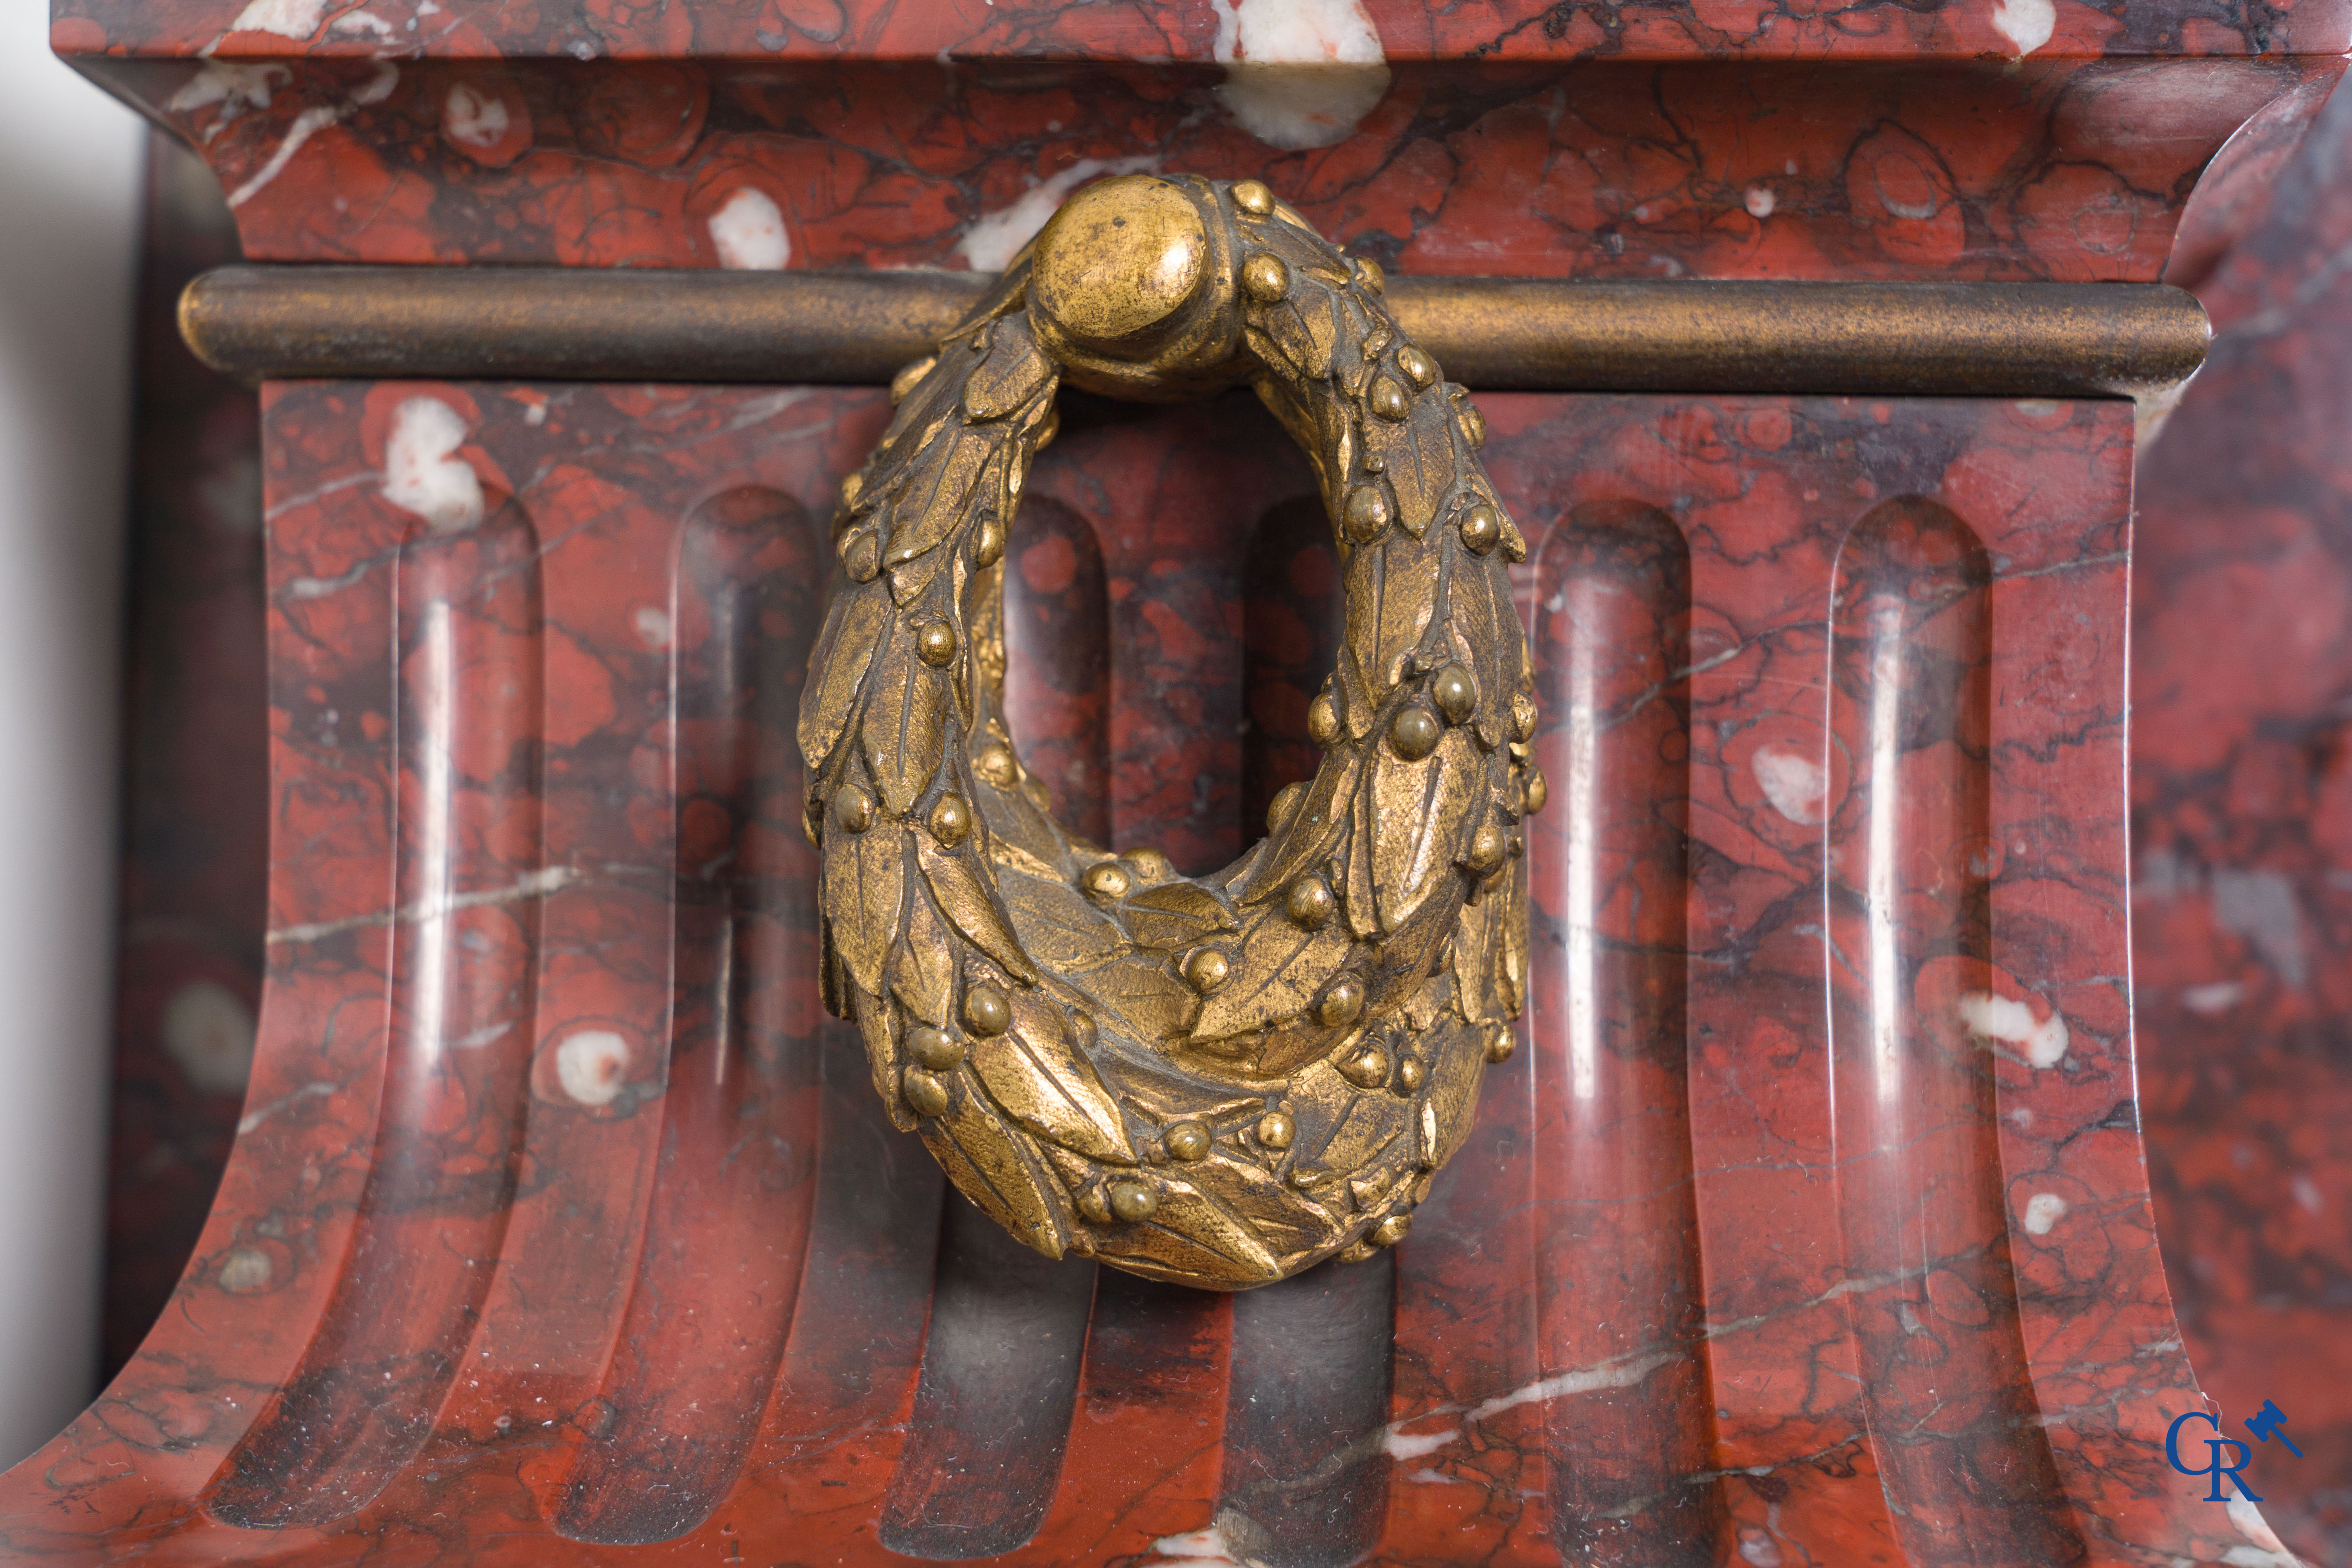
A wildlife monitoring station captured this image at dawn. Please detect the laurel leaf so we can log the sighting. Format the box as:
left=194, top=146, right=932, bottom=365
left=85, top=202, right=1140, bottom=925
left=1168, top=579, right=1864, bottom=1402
left=968, top=555, right=1005, bottom=706
left=819, top=912, right=847, bottom=1020
left=858, top=639, right=947, bottom=817
left=1373, top=538, right=1442, bottom=689
left=797, top=583, right=892, bottom=777
left=886, top=537, right=952, bottom=607
left=1372, top=728, right=1476, bottom=933
left=1194, top=1153, right=1334, bottom=1260
left=1421, top=1016, right=1487, bottom=1170
left=1497, top=857, right=1528, bottom=1016
left=871, top=366, right=959, bottom=468
left=1093, top=1175, right=1283, bottom=1288
left=967, top=989, right=1134, bottom=1163
left=1246, top=371, right=1324, bottom=480
left=1343, top=777, right=1380, bottom=939
left=926, top=1089, right=1067, bottom=1259
left=1328, top=291, right=1376, bottom=392
left=1345, top=644, right=1374, bottom=743
left=1451, top=881, right=1500, bottom=1023
left=1254, top=287, right=1343, bottom=383
left=888, top=427, right=997, bottom=567
left=889, top=886, right=956, bottom=1026
left=972, top=769, right=1069, bottom=876
left=1363, top=400, right=1456, bottom=540
left=1343, top=549, right=1383, bottom=700
left=917, top=835, right=1037, bottom=983
left=988, top=834, right=1066, bottom=884
left=1000, top=868, right=1127, bottom=971
left=963, top=313, right=1056, bottom=422
left=1445, top=554, right=1516, bottom=749
left=1300, top=1066, right=1409, bottom=1176
left=1122, top=881, right=1239, bottom=951
left=822, top=827, right=906, bottom=999
left=1405, top=967, right=1453, bottom=1031
left=1241, top=762, right=1357, bottom=907
left=1189, top=902, right=1354, bottom=1042
left=852, top=993, right=916, bottom=1131
left=1055, top=946, right=1194, bottom=1046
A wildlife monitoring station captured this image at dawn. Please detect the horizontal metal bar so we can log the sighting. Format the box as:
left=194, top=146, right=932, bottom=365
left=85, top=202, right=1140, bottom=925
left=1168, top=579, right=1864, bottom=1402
left=180, top=266, right=2208, bottom=398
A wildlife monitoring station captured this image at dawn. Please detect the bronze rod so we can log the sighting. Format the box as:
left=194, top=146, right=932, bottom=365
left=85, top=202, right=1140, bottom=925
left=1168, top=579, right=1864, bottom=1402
left=180, top=265, right=2208, bottom=397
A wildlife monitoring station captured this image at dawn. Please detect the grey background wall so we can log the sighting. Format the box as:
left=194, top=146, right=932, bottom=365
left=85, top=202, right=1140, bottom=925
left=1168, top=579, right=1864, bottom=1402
left=0, top=10, right=141, bottom=1468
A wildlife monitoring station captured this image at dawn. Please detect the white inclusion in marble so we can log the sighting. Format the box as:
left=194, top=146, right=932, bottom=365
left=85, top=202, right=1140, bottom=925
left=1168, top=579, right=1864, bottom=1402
left=162, top=979, right=257, bottom=1097
left=443, top=82, right=511, bottom=151
left=955, top=156, right=1159, bottom=272
left=2183, top=979, right=2247, bottom=1015
left=1149, top=1526, right=1244, bottom=1566
left=556, top=1030, right=631, bottom=1107
left=1210, top=0, right=1390, bottom=151
left=1956, top=989, right=2071, bottom=1068
left=218, top=1247, right=274, bottom=1293
left=1991, top=0, right=2056, bottom=56
left=381, top=396, right=486, bottom=533
left=1381, top=1426, right=1455, bottom=1460
left=166, top=62, right=290, bottom=132
left=709, top=187, right=792, bottom=270
left=1737, top=1527, right=1786, bottom=1568
left=1749, top=743, right=1828, bottom=825
left=1744, top=185, right=1776, bottom=219
left=2224, top=1497, right=2299, bottom=1568
left=224, top=63, right=398, bottom=208
left=2022, top=1191, right=2069, bottom=1236
left=226, top=110, right=338, bottom=196
left=1470, top=1347, right=1682, bottom=1424
left=351, top=61, right=400, bottom=105
left=633, top=607, right=673, bottom=649
left=229, top=0, right=329, bottom=38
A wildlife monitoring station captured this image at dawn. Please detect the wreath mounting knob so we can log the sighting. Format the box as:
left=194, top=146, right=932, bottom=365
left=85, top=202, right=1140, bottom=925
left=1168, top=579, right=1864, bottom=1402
left=1030, top=174, right=1209, bottom=355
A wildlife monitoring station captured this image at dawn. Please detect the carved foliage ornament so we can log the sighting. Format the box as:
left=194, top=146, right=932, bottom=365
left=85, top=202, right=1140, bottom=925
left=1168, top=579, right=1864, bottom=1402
left=801, top=175, right=1539, bottom=1289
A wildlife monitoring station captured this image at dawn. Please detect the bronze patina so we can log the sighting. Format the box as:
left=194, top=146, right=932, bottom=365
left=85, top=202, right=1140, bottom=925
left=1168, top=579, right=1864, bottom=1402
left=181, top=264, right=2208, bottom=397
left=800, top=174, right=1537, bottom=1288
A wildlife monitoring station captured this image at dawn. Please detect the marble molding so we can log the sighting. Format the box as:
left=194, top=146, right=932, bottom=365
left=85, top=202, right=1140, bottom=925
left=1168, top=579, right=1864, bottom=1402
left=2134, top=72, right=2352, bottom=1568
left=0, top=374, right=2274, bottom=1567
left=100, top=130, right=267, bottom=1387
left=40, top=2, right=2347, bottom=284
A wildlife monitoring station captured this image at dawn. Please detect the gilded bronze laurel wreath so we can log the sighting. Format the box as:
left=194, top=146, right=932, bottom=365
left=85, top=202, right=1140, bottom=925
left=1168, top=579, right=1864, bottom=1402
left=800, top=175, right=1539, bottom=1289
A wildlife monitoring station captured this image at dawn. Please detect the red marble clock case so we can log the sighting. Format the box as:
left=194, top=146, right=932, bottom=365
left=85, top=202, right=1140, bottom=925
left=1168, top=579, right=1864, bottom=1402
left=22, top=2, right=2352, bottom=1564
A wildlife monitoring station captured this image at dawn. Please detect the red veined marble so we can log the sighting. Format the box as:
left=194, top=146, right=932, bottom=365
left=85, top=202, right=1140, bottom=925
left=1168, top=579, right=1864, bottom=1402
left=46, top=0, right=2352, bottom=62
left=45, top=3, right=2348, bottom=281
left=2135, top=72, right=2352, bottom=1568
left=36, top=4, right=2345, bottom=1563
left=0, top=374, right=2275, bottom=1566
left=99, top=130, right=267, bottom=1387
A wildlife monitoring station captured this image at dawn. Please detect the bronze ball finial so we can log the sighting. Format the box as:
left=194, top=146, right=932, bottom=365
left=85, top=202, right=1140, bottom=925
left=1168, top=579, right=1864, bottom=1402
left=1024, top=174, right=1248, bottom=398
left=1030, top=175, right=1209, bottom=356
